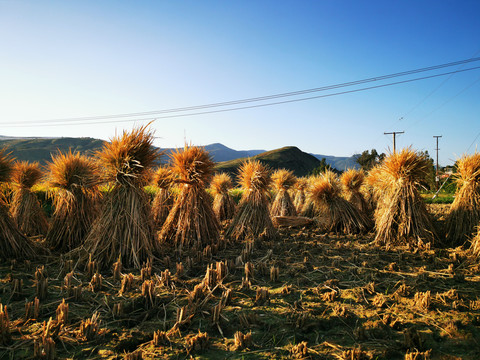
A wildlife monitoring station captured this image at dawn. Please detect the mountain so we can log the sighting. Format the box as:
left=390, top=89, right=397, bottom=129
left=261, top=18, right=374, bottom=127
left=0, top=137, right=105, bottom=164
left=160, top=143, right=265, bottom=163
left=0, top=135, right=359, bottom=172
left=310, top=154, right=360, bottom=171
left=215, top=146, right=321, bottom=177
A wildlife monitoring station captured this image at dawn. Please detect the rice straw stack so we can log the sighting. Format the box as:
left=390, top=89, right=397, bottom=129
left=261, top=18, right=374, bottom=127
left=151, top=166, right=174, bottom=229
left=293, top=177, right=308, bottom=213
left=210, top=173, right=236, bottom=222
left=10, top=161, right=48, bottom=236
left=83, top=125, right=159, bottom=268
left=445, top=153, right=480, bottom=246
left=46, top=151, right=100, bottom=252
left=0, top=149, right=45, bottom=259
left=373, top=148, right=437, bottom=248
left=226, top=159, right=277, bottom=240
left=270, top=169, right=297, bottom=217
left=159, top=145, right=220, bottom=253
left=309, top=170, right=371, bottom=234
left=340, top=169, right=368, bottom=212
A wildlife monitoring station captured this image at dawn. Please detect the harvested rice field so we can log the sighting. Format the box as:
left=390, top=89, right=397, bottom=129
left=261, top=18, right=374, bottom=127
left=2, top=204, right=480, bottom=360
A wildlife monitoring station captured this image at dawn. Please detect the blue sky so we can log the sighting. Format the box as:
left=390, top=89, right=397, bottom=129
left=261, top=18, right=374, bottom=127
left=0, top=1, right=479, bottom=165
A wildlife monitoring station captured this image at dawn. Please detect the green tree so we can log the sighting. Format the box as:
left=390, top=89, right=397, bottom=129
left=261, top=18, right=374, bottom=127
left=311, top=158, right=340, bottom=175
left=355, top=149, right=385, bottom=170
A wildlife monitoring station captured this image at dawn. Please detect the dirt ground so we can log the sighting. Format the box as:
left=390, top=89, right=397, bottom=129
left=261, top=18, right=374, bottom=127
left=1, top=204, right=480, bottom=359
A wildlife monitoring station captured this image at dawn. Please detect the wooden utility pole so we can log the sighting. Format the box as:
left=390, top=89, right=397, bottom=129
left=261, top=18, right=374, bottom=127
left=384, top=131, right=404, bottom=152
left=433, top=135, right=442, bottom=191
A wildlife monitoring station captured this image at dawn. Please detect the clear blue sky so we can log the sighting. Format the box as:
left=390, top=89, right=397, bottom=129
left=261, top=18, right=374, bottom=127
left=1, top=1, right=479, bottom=165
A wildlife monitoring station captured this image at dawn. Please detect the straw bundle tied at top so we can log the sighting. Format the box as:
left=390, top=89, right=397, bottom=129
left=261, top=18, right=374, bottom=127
left=293, top=177, right=308, bottom=213
left=46, top=150, right=100, bottom=252
left=226, top=160, right=277, bottom=240
left=340, top=169, right=368, bottom=213
left=83, top=125, right=159, bottom=269
left=373, top=148, right=436, bottom=248
left=151, top=166, right=174, bottom=228
left=210, top=173, right=236, bottom=222
left=10, top=161, right=48, bottom=236
left=159, top=145, right=220, bottom=253
left=270, top=169, right=297, bottom=217
left=0, top=149, right=46, bottom=258
left=446, top=153, right=480, bottom=246
left=309, top=170, right=371, bottom=234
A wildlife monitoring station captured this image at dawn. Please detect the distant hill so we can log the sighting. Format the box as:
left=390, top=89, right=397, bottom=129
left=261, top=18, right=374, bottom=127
left=215, top=146, right=321, bottom=178
left=310, top=153, right=360, bottom=171
left=161, top=143, right=265, bottom=163
left=0, top=135, right=360, bottom=172
left=0, top=137, right=105, bottom=164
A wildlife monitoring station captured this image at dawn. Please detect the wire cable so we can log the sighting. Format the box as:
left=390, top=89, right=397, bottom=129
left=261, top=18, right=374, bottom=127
left=2, top=65, right=480, bottom=128
left=3, top=57, right=480, bottom=126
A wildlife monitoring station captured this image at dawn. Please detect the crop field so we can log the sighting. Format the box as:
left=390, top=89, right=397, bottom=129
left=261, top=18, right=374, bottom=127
left=0, top=128, right=479, bottom=359
left=1, top=204, right=479, bottom=360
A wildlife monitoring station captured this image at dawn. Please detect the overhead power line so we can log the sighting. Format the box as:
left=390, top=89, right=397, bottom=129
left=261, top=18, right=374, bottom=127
left=2, top=61, right=480, bottom=128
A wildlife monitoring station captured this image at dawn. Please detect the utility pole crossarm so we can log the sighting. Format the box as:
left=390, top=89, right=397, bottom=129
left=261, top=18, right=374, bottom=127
left=384, top=131, right=405, bottom=153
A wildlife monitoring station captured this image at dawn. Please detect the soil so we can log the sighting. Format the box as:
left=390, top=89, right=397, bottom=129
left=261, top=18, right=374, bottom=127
left=1, top=204, right=480, bottom=359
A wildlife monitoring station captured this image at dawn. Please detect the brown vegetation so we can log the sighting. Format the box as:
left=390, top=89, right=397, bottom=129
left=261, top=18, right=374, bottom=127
left=210, top=173, right=236, bottom=222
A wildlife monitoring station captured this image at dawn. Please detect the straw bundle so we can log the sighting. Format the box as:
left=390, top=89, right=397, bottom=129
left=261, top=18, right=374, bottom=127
left=309, top=170, right=371, bottom=234
left=10, top=161, right=48, bottom=236
left=83, top=125, right=159, bottom=269
left=0, top=149, right=44, bottom=259
left=445, top=153, right=480, bottom=246
left=270, top=169, right=297, bottom=217
left=293, top=177, right=308, bottom=213
left=46, top=151, right=100, bottom=252
left=151, top=167, right=174, bottom=229
left=226, top=160, right=277, bottom=240
left=340, top=169, right=368, bottom=212
left=373, top=149, right=437, bottom=248
left=210, top=173, right=236, bottom=222
left=159, top=145, right=220, bottom=253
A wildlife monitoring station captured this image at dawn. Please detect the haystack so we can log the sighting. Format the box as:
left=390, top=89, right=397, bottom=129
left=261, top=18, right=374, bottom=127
left=225, top=160, right=277, bottom=240
left=445, top=153, right=480, bottom=246
left=83, top=125, right=159, bottom=269
left=270, top=169, right=297, bottom=217
left=309, top=170, right=371, bottom=234
left=151, top=167, right=174, bottom=229
left=210, top=173, right=236, bottom=222
left=46, top=151, right=100, bottom=252
left=340, top=169, right=368, bottom=212
left=159, top=145, right=220, bottom=253
left=0, top=149, right=44, bottom=258
left=373, top=148, right=437, bottom=248
left=293, top=177, right=308, bottom=213
left=10, top=161, right=48, bottom=236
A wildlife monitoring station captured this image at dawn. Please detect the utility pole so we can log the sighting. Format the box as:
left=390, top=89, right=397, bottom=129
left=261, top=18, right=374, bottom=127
left=433, top=135, right=442, bottom=191
left=384, top=131, right=404, bottom=152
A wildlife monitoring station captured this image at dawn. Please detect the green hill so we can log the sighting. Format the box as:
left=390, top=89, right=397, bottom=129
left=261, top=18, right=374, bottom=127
left=0, top=137, right=105, bottom=164
left=215, top=146, right=321, bottom=178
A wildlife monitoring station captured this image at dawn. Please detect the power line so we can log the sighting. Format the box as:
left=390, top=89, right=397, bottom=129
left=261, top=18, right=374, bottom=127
left=3, top=65, right=480, bottom=128
left=3, top=57, right=480, bottom=126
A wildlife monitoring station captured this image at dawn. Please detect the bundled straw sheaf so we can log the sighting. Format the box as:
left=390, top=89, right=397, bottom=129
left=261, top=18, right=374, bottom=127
left=210, top=173, right=236, bottom=222
left=159, top=145, right=220, bottom=253
left=83, top=125, right=159, bottom=268
left=373, top=148, right=437, bottom=248
left=340, top=169, right=368, bottom=212
left=270, top=169, right=297, bottom=217
left=308, top=170, right=371, bottom=234
left=46, top=151, right=100, bottom=252
left=226, top=160, right=277, bottom=240
left=445, top=153, right=480, bottom=246
left=151, top=167, right=174, bottom=228
left=293, top=177, right=308, bottom=213
left=0, top=149, right=45, bottom=258
left=10, top=161, right=48, bottom=236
